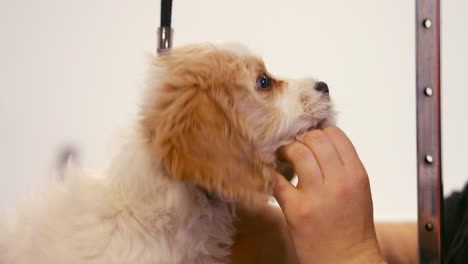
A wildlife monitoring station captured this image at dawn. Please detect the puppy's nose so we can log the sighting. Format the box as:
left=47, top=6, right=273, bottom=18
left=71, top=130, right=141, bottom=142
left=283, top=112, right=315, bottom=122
left=314, top=81, right=329, bottom=94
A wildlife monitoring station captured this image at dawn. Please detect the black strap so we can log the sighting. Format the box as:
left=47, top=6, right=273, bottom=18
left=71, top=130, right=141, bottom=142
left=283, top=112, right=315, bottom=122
left=160, top=0, right=173, bottom=27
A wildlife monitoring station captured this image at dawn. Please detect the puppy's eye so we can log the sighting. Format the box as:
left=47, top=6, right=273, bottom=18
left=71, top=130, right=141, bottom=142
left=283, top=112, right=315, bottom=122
left=256, top=74, right=271, bottom=90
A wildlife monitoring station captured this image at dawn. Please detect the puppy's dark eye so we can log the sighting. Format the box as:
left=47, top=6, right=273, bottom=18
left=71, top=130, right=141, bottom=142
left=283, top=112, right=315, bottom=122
left=256, top=74, right=271, bottom=90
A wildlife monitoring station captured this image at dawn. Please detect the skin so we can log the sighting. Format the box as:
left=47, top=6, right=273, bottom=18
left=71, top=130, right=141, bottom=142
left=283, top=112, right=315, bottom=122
left=273, top=126, right=386, bottom=264
left=232, top=127, right=418, bottom=263
left=231, top=207, right=417, bottom=264
left=374, top=222, right=417, bottom=264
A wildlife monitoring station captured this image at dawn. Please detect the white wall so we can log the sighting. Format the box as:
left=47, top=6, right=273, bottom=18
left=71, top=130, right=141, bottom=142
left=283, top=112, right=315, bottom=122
left=0, top=0, right=466, bottom=221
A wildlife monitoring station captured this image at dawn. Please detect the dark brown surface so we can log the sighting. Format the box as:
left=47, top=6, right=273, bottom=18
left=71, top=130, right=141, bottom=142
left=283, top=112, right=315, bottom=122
left=415, top=0, right=443, bottom=263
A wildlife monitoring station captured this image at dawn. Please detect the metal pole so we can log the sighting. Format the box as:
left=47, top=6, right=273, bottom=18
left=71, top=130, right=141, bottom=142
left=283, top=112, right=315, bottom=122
left=157, top=26, right=173, bottom=54
left=415, top=0, right=443, bottom=263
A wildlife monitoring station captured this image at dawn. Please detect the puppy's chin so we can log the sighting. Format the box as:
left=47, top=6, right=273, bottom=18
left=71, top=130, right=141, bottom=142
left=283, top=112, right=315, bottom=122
left=296, top=117, right=336, bottom=141
left=274, top=117, right=337, bottom=182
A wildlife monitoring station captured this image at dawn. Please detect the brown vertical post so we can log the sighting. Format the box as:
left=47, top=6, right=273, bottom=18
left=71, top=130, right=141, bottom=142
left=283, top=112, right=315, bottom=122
left=415, top=0, right=443, bottom=263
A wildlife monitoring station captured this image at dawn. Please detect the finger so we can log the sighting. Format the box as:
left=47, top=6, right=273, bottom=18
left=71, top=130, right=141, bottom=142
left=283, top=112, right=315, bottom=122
left=280, top=141, right=324, bottom=189
left=272, top=170, right=297, bottom=208
left=302, top=129, right=344, bottom=182
left=322, top=126, right=365, bottom=173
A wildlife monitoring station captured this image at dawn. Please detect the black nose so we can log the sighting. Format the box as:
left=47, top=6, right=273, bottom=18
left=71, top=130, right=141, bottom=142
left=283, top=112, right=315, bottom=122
left=314, top=81, right=329, bottom=94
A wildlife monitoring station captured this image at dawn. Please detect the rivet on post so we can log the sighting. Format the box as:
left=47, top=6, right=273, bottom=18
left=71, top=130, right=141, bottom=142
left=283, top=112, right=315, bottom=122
left=423, top=19, right=432, bottom=29
left=425, top=222, right=434, bottom=231
left=424, top=155, right=434, bottom=164
left=424, top=87, right=433, bottom=96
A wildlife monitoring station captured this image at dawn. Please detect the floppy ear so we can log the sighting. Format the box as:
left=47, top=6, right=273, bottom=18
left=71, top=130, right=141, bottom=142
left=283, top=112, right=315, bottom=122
left=140, top=65, right=271, bottom=203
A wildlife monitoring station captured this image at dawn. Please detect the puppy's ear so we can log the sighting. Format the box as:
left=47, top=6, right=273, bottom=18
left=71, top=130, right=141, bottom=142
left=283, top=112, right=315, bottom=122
left=141, top=67, right=271, bottom=203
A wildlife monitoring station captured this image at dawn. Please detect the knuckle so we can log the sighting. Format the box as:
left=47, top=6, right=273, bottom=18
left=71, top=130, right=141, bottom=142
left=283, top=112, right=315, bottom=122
left=323, top=126, right=343, bottom=134
left=345, top=168, right=370, bottom=191
left=357, top=167, right=369, bottom=178
left=323, top=126, right=343, bottom=138
left=285, top=143, right=312, bottom=162
left=353, top=166, right=369, bottom=180
left=355, top=171, right=370, bottom=188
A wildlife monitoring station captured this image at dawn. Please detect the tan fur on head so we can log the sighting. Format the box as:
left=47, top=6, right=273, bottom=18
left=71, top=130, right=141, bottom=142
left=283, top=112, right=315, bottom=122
left=140, top=43, right=334, bottom=203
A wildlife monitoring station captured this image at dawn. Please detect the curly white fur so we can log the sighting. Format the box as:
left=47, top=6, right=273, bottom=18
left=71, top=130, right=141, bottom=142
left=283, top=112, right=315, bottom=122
left=0, top=135, right=236, bottom=264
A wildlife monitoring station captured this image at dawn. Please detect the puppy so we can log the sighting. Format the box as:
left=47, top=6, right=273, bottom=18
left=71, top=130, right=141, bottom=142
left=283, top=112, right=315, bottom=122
left=0, top=42, right=335, bottom=264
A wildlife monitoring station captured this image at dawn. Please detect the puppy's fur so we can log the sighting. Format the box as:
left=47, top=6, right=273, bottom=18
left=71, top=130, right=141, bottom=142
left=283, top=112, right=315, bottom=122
left=0, top=42, right=334, bottom=264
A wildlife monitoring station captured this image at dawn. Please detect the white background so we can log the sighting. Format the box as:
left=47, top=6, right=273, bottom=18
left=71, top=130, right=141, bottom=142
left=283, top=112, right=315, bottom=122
left=0, top=0, right=467, bottom=221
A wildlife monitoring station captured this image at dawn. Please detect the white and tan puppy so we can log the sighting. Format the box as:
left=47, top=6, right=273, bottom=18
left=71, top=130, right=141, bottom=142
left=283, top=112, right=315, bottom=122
left=0, top=42, right=335, bottom=264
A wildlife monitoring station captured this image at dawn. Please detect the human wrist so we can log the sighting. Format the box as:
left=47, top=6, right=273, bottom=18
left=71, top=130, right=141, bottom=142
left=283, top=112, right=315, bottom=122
left=342, top=238, right=386, bottom=264
left=298, top=238, right=386, bottom=264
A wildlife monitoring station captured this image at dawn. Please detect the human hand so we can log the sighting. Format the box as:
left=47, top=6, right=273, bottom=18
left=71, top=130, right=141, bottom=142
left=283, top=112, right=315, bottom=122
left=273, top=126, right=386, bottom=264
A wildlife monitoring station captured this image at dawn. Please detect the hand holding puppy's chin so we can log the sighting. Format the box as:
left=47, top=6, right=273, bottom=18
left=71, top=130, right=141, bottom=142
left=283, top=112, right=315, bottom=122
left=273, top=126, right=385, bottom=264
